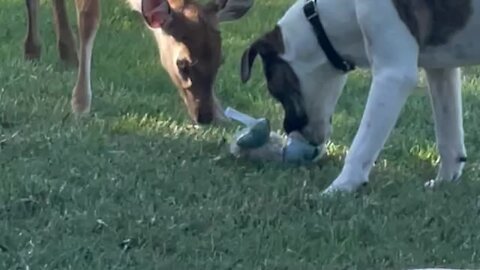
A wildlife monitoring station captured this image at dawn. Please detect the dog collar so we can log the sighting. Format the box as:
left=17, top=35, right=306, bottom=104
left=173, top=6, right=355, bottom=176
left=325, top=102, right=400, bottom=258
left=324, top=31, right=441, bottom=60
left=303, top=0, right=355, bottom=73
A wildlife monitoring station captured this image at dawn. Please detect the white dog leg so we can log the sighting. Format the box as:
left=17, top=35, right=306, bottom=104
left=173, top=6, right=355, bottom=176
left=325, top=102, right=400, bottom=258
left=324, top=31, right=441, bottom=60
left=323, top=0, right=420, bottom=194
left=424, top=68, right=467, bottom=187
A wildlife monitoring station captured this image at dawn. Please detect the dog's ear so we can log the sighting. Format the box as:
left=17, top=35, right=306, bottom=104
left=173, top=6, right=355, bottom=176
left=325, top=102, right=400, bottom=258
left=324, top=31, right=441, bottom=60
left=240, top=42, right=260, bottom=83
left=240, top=26, right=284, bottom=83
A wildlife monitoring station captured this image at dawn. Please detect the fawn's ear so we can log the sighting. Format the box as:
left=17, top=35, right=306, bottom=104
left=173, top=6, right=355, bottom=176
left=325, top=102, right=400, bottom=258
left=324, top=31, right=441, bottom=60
left=141, top=0, right=174, bottom=28
left=205, top=0, right=253, bottom=22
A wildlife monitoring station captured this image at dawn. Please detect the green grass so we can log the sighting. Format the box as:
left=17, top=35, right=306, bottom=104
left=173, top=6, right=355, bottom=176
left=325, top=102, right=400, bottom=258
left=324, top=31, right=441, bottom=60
left=1, top=0, right=480, bottom=269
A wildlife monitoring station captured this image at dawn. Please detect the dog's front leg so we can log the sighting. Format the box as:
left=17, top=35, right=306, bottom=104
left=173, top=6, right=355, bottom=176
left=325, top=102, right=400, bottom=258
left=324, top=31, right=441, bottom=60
left=323, top=1, right=420, bottom=194
left=424, top=68, right=467, bottom=187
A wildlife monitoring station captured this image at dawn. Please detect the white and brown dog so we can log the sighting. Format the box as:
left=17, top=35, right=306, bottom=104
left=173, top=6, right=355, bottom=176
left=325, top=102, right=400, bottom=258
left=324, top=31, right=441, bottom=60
left=240, top=0, right=475, bottom=194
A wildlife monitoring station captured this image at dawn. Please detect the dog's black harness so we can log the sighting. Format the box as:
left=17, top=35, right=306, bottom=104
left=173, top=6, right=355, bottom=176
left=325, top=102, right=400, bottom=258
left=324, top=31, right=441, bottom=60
left=303, top=0, right=355, bottom=73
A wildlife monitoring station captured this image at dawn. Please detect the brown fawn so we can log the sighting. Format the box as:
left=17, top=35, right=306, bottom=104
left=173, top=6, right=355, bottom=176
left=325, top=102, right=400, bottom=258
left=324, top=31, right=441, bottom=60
left=24, top=0, right=253, bottom=124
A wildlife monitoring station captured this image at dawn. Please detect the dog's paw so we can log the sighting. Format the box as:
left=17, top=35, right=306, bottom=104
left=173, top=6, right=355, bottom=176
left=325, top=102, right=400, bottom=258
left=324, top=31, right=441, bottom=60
left=424, top=179, right=438, bottom=189
left=424, top=170, right=463, bottom=189
left=320, top=185, right=345, bottom=197
left=424, top=177, right=461, bottom=189
left=321, top=178, right=368, bottom=196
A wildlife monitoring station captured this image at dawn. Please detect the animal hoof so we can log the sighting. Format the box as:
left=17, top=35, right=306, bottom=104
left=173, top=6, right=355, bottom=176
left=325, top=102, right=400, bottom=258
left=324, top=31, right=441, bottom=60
left=24, top=44, right=41, bottom=61
left=71, top=98, right=91, bottom=115
left=57, top=41, right=79, bottom=68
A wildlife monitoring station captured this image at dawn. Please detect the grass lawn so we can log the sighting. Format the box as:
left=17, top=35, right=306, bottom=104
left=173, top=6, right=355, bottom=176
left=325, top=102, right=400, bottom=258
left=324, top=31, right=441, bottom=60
left=1, top=0, right=480, bottom=269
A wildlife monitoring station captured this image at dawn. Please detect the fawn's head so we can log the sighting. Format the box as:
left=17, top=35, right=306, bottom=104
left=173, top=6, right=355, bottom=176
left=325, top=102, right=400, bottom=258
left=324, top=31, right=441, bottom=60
left=141, top=0, right=253, bottom=124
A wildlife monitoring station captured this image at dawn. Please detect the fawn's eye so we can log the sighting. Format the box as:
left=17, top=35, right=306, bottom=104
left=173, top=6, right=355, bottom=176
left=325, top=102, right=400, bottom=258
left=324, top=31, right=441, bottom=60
left=176, top=58, right=195, bottom=88
left=176, top=58, right=191, bottom=80
left=176, top=58, right=189, bottom=72
left=176, top=58, right=199, bottom=78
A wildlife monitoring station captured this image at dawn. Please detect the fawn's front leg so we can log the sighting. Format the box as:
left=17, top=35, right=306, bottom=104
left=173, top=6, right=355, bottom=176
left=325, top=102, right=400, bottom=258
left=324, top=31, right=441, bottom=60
left=71, top=0, right=100, bottom=114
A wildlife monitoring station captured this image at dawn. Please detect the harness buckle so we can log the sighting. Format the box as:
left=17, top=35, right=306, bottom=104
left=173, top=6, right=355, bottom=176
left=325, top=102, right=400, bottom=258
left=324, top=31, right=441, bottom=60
left=304, top=0, right=317, bottom=20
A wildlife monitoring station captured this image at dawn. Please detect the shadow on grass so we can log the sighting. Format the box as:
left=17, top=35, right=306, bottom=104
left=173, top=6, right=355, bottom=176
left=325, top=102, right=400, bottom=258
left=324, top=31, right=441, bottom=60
left=2, top=110, right=480, bottom=269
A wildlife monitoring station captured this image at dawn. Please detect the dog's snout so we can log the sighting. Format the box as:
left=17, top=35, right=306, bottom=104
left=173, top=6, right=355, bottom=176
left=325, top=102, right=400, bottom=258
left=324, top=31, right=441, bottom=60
left=301, top=124, right=329, bottom=146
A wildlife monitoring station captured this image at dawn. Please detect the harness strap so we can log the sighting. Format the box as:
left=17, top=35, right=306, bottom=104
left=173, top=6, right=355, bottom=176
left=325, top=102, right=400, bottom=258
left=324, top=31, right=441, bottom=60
left=303, top=0, right=355, bottom=72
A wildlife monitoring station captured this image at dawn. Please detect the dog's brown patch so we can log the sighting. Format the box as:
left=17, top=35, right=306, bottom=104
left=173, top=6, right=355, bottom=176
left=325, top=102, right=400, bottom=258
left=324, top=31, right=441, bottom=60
left=240, top=26, right=309, bottom=133
left=392, top=0, right=472, bottom=47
